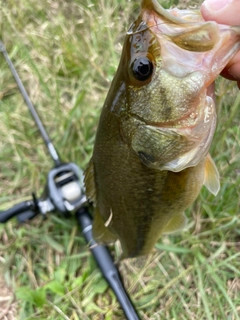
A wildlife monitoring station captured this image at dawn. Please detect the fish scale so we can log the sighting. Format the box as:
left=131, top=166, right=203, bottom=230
left=85, top=0, right=240, bottom=258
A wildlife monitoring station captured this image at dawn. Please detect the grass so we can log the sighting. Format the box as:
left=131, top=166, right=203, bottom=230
left=0, top=0, right=240, bottom=319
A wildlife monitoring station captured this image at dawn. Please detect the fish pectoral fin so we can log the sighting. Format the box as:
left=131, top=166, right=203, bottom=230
left=92, top=207, right=118, bottom=244
left=84, top=157, right=96, bottom=204
left=84, top=160, right=117, bottom=244
left=162, top=212, right=187, bottom=234
left=203, top=154, right=220, bottom=196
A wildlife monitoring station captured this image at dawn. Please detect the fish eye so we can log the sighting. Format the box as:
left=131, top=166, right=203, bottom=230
left=130, top=57, right=153, bottom=81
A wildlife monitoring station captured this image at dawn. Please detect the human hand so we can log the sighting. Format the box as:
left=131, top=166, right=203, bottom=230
left=201, top=0, right=240, bottom=89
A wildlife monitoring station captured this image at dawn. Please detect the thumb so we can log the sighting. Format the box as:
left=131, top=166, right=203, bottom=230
left=201, top=0, right=240, bottom=89
left=201, top=0, right=240, bottom=25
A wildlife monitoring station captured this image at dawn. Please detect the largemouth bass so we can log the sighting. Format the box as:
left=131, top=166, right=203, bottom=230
left=85, top=0, right=240, bottom=258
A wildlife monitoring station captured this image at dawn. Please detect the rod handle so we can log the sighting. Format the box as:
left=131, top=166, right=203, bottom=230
left=76, top=208, right=140, bottom=320
left=0, top=200, right=36, bottom=223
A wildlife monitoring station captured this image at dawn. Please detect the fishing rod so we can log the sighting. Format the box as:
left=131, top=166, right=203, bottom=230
left=0, top=41, right=140, bottom=320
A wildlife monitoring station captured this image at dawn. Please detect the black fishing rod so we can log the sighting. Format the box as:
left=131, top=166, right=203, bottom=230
left=0, top=41, right=140, bottom=320
left=0, top=41, right=61, bottom=167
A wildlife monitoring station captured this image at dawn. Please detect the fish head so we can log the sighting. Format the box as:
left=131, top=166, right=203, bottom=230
left=109, top=0, right=240, bottom=172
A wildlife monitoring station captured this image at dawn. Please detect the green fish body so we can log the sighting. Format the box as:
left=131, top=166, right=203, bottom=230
left=85, top=0, right=240, bottom=258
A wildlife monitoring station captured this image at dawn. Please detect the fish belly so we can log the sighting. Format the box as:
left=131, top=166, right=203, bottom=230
left=92, top=111, right=205, bottom=258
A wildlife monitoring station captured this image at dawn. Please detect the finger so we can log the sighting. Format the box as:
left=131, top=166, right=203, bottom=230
left=201, top=0, right=240, bottom=25
left=221, top=51, right=240, bottom=81
left=201, top=0, right=240, bottom=86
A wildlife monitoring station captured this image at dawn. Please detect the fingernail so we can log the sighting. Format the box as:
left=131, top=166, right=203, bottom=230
left=203, top=0, right=231, bottom=11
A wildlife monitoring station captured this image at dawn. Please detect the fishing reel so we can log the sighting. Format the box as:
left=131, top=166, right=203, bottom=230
left=0, top=41, right=140, bottom=320
left=40, top=162, right=86, bottom=216
left=0, top=162, right=87, bottom=223
left=0, top=40, right=87, bottom=221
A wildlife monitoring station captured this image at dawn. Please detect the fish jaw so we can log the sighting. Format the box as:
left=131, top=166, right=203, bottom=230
left=124, top=91, right=216, bottom=172
left=118, top=0, right=240, bottom=172
left=141, top=0, right=240, bottom=86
